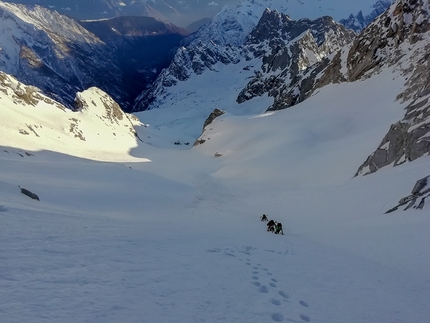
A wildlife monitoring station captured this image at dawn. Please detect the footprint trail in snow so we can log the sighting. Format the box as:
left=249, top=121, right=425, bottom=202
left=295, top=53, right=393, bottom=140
left=207, top=245, right=312, bottom=322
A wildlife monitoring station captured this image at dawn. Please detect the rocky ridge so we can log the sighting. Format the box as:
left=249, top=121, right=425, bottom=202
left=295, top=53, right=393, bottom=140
left=353, top=0, right=430, bottom=175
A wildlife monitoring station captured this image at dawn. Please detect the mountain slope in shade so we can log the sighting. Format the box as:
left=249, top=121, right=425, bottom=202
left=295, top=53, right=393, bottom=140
left=0, top=0, right=242, bottom=27
left=0, top=3, right=186, bottom=112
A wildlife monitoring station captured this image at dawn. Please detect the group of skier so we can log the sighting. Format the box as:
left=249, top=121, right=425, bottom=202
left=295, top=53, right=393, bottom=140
left=260, top=214, right=284, bottom=235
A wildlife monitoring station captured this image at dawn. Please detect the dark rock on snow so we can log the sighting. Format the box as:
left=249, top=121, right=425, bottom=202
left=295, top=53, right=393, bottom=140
left=385, top=175, right=430, bottom=213
left=19, top=186, right=40, bottom=201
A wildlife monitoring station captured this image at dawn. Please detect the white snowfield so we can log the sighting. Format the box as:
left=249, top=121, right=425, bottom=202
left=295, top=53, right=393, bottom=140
left=1, top=62, right=429, bottom=323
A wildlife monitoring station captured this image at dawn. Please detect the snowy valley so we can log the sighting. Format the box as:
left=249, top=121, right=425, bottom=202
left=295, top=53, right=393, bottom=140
left=1, top=0, right=430, bottom=322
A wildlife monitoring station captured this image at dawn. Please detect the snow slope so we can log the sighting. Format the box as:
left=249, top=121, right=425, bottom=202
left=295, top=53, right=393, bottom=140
left=1, top=51, right=430, bottom=323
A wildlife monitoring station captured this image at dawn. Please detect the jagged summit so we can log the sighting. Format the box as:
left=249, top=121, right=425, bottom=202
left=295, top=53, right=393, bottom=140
left=340, top=0, right=392, bottom=32
left=237, top=9, right=355, bottom=105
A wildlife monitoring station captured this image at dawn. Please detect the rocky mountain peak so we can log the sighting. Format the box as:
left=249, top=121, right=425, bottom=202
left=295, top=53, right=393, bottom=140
left=340, top=1, right=392, bottom=33
left=237, top=11, right=355, bottom=106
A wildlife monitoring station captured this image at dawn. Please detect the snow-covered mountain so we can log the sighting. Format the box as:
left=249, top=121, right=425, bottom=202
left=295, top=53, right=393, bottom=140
left=132, top=0, right=357, bottom=112
left=0, top=2, right=186, bottom=111
left=0, top=2, right=117, bottom=107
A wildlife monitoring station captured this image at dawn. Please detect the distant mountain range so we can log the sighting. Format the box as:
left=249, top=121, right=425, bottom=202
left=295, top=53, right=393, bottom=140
left=340, top=0, right=392, bottom=32
left=0, top=0, right=393, bottom=29
left=0, top=0, right=242, bottom=27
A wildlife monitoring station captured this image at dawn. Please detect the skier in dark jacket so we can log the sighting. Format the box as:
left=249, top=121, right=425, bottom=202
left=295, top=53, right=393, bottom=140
left=260, top=214, right=268, bottom=221
left=274, top=222, right=284, bottom=235
left=267, top=220, right=276, bottom=232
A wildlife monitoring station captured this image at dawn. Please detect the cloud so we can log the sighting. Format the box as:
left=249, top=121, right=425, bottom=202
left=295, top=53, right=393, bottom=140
left=208, top=1, right=218, bottom=6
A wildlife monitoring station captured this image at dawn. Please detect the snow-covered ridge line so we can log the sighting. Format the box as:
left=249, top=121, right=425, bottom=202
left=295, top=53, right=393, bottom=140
left=0, top=71, right=143, bottom=161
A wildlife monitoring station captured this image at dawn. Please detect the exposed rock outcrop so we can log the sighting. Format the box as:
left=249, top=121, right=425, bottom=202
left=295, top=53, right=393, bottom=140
left=194, top=108, right=225, bottom=146
left=385, top=175, right=430, bottom=213
left=19, top=186, right=40, bottom=201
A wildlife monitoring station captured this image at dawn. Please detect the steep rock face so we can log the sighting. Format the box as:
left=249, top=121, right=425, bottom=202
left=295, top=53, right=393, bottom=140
left=194, top=108, right=225, bottom=146
left=238, top=9, right=355, bottom=110
left=354, top=0, right=430, bottom=175
left=265, top=0, right=430, bottom=175
left=340, top=1, right=392, bottom=33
